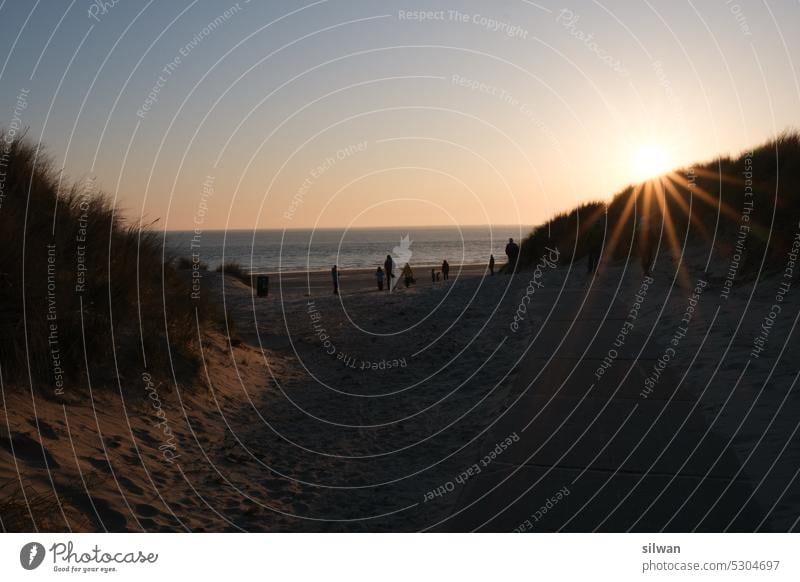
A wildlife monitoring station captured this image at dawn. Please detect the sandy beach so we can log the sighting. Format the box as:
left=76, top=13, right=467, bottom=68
left=255, top=262, right=493, bottom=297
left=4, top=246, right=799, bottom=531
left=2, top=260, right=530, bottom=531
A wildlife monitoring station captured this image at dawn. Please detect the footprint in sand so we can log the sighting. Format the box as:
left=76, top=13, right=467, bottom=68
left=86, top=456, right=114, bottom=473
left=64, top=491, right=128, bottom=531
left=135, top=503, right=159, bottom=518
left=104, top=436, right=123, bottom=449
left=27, top=419, right=59, bottom=439
left=0, top=432, right=59, bottom=469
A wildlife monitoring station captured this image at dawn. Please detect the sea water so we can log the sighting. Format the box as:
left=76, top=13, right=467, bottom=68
left=164, top=225, right=530, bottom=273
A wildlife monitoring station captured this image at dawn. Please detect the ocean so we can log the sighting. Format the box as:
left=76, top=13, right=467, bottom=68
left=164, top=226, right=531, bottom=273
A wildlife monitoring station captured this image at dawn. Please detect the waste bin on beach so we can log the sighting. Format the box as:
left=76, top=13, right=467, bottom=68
left=256, top=275, right=269, bottom=297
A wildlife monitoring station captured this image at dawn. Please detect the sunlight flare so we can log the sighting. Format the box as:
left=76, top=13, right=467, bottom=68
left=630, top=142, right=675, bottom=182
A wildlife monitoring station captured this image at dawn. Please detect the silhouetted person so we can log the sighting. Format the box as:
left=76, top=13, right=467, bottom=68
left=401, top=263, right=415, bottom=288
left=331, top=265, right=340, bottom=294
left=505, top=238, right=520, bottom=273
left=489, top=254, right=495, bottom=276
left=384, top=254, right=394, bottom=292
left=376, top=266, right=384, bottom=291
left=441, top=259, right=450, bottom=280
left=584, top=214, right=605, bottom=275
left=431, top=268, right=436, bottom=283
left=587, top=249, right=597, bottom=275
left=638, top=215, right=654, bottom=277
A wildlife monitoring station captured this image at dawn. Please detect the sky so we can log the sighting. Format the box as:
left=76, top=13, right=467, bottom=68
left=1, top=0, right=798, bottom=230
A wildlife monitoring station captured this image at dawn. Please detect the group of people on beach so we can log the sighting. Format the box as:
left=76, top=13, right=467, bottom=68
left=331, top=237, right=522, bottom=295
left=375, top=255, right=417, bottom=291
left=332, top=222, right=656, bottom=295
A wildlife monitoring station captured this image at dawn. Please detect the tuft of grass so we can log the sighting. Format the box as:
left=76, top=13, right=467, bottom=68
left=215, top=261, right=252, bottom=286
left=175, top=256, right=207, bottom=271
left=0, top=479, right=91, bottom=532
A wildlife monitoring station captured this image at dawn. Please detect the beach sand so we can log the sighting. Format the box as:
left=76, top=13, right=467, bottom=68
left=2, top=251, right=799, bottom=531
left=256, top=262, right=492, bottom=297
left=1, top=261, right=530, bottom=531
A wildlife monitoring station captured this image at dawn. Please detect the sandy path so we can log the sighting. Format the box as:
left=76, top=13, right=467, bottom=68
left=213, top=264, right=534, bottom=530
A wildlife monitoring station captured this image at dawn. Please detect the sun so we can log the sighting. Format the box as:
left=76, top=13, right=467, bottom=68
left=631, top=142, right=674, bottom=182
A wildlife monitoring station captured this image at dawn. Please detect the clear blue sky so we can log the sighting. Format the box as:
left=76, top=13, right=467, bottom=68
left=1, top=0, right=798, bottom=229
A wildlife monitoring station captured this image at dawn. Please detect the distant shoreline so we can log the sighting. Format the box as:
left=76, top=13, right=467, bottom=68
left=249, top=261, right=495, bottom=277
left=166, top=226, right=522, bottom=275
left=163, top=225, right=533, bottom=234
left=233, top=262, right=495, bottom=298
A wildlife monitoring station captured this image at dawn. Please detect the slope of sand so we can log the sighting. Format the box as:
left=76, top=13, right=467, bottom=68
left=1, top=262, right=537, bottom=531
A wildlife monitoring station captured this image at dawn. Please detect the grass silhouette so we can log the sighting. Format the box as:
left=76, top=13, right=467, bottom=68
left=518, top=131, right=800, bottom=278
left=0, top=135, right=222, bottom=397
left=215, top=261, right=252, bottom=286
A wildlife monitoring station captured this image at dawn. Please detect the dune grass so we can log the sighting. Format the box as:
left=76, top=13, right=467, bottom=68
left=215, top=261, right=252, bottom=286
left=518, top=131, right=800, bottom=276
left=0, top=135, right=221, bottom=397
left=0, top=479, right=95, bottom=532
left=175, top=255, right=208, bottom=271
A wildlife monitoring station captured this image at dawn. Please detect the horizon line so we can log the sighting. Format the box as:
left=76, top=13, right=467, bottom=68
left=161, top=223, right=535, bottom=233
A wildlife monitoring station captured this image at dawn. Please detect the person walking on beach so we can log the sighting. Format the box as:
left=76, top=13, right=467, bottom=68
left=587, top=246, right=598, bottom=275
left=401, top=263, right=415, bottom=288
left=384, top=254, right=394, bottom=292
left=489, top=254, right=495, bottom=276
left=376, top=266, right=384, bottom=291
left=441, top=259, right=450, bottom=281
left=505, top=238, right=520, bottom=273
left=637, top=215, right=654, bottom=277
left=431, top=268, right=436, bottom=283
left=586, top=222, right=601, bottom=275
left=331, top=265, right=340, bottom=295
